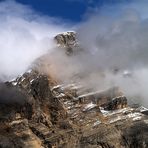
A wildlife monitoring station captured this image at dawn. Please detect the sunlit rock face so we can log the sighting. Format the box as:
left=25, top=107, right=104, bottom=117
left=0, top=32, right=147, bottom=148
left=54, top=31, right=79, bottom=55
left=54, top=31, right=77, bottom=47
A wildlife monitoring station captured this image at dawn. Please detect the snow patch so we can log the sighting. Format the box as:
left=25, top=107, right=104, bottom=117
left=93, top=120, right=101, bottom=126
left=51, top=85, right=63, bottom=91
left=136, top=106, right=148, bottom=112
left=83, top=102, right=97, bottom=111
left=12, top=81, right=17, bottom=86
left=56, top=93, right=65, bottom=98
left=133, top=116, right=142, bottom=121
left=30, top=79, right=34, bottom=83
left=127, top=112, right=142, bottom=118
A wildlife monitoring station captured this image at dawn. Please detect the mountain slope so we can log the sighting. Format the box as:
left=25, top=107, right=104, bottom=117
left=0, top=31, right=148, bottom=148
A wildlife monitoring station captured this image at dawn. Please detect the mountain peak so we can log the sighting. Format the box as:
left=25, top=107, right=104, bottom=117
left=54, top=31, right=78, bottom=55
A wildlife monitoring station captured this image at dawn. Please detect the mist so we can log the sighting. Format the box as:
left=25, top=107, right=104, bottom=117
left=0, top=0, right=70, bottom=81
left=74, top=1, right=148, bottom=106
left=38, top=0, right=148, bottom=106
left=0, top=0, right=148, bottom=106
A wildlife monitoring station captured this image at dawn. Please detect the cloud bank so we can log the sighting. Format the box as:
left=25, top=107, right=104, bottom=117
left=39, top=0, right=148, bottom=106
left=74, top=1, right=148, bottom=106
left=0, top=0, right=70, bottom=81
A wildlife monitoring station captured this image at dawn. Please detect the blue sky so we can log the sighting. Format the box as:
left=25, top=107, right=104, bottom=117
left=15, top=0, right=132, bottom=22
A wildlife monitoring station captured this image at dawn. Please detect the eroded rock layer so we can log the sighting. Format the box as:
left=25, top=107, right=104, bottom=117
left=0, top=69, right=147, bottom=148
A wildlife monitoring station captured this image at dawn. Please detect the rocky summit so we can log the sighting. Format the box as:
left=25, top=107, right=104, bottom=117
left=0, top=31, right=148, bottom=148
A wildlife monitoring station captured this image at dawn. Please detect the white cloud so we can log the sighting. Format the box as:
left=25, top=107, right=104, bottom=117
left=0, top=0, right=71, bottom=81
left=73, top=0, right=148, bottom=106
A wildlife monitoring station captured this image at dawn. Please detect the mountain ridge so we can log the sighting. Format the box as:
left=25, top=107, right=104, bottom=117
left=0, top=31, right=147, bottom=148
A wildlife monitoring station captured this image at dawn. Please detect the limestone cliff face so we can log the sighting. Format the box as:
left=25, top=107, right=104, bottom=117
left=0, top=32, right=147, bottom=148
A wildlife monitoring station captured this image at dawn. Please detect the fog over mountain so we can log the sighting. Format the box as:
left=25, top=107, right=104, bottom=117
left=0, top=0, right=148, bottom=106
left=0, top=1, right=148, bottom=147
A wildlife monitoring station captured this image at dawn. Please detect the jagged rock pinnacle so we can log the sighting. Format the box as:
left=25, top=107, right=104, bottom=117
left=54, top=31, right=78, bottom=55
